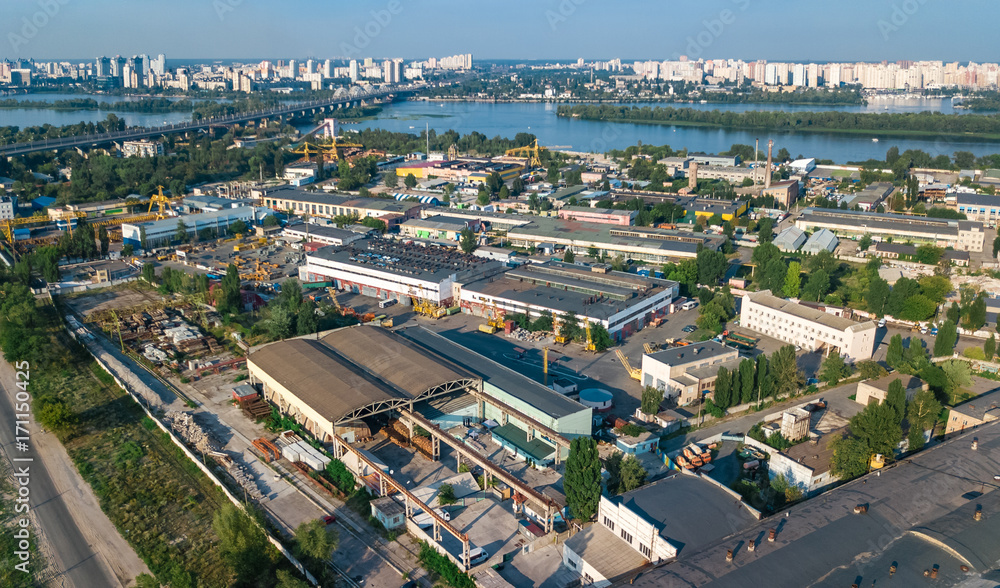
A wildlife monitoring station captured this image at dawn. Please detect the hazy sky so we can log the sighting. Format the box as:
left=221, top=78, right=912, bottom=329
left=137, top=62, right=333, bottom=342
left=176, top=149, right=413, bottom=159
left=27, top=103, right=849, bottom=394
left=2, top=0, right=994, bottom=63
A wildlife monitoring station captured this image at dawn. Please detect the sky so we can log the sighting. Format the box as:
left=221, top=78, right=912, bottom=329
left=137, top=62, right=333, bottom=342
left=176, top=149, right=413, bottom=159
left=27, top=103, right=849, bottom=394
left=1, top=0, right=995, bottom=63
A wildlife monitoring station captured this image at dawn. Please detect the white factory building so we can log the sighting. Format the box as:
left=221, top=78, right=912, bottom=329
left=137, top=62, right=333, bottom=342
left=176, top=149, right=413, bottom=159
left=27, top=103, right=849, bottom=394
left=300, top=238, right=505, bottom=306
left=740, top=290, right=876, bottom=361
left=122, top=207, right=254, bottom=249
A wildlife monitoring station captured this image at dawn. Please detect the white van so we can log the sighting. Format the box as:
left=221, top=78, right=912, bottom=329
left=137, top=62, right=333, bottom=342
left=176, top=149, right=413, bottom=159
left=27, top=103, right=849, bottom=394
left=413, top=508, right=450, bottom=529
left=681, top=301, right=698, bottom=311
left=469, top=547, right=489, bottom=565
left=378, top=298, right=396, bottom=309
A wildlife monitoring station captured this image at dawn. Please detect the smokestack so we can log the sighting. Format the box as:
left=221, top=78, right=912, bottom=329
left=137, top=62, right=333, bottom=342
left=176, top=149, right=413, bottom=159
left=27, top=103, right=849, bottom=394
left=689, top=161, right=699, bottom=190
left=754, top=138, right=759, bottom=184
left=765, top=140, right=774, bottom=190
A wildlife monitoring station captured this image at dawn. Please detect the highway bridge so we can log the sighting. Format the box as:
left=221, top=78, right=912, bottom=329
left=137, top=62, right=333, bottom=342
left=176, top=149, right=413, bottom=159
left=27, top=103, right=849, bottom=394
left=0, top=85, right=415, bottom=157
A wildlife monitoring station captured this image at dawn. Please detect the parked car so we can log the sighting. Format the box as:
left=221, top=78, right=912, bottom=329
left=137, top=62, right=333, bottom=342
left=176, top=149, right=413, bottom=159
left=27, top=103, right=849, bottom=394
left=322, top=515, right=336, bottom=525
left=682, top=325, right=697, bottom=333
left=469, top=547, right=489, bottom=565
left=920, top=326, right=928, bottom=334
left=930, top=326, right=939, bottom=336
left=878, top=318, right=887, bottom=328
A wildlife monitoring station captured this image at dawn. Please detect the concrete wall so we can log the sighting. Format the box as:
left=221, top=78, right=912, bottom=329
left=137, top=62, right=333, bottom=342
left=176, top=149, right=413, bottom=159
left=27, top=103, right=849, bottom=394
left=562, top=542, right=611, bottom=588
left=598, top=494, right=677, bottom=562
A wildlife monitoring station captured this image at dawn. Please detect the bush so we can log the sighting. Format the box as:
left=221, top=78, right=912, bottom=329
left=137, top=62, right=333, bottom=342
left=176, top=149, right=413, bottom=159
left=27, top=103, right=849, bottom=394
left=418, top=542, right=476, bottom=588
left=615, top=423, right=646, bottom=437
left=964, top=347, right=986, bottom=360
left=324, top=459, right=355, bottom=493
left=438, top=483, right=457, bottom=505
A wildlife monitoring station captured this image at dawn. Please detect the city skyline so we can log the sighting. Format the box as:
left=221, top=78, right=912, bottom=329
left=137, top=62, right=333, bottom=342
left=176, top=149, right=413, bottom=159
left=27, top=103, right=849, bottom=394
left=2, top=0, right=998, bottom=62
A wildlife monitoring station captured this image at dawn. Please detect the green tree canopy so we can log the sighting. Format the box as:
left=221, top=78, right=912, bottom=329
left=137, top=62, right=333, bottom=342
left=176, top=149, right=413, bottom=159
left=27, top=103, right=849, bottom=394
left=565, top=437, right=601, bottom=521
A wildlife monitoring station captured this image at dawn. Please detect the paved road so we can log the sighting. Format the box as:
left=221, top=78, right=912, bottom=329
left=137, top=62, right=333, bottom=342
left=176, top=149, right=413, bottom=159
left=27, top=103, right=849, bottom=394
left=0, top=376, right=116, bottom=587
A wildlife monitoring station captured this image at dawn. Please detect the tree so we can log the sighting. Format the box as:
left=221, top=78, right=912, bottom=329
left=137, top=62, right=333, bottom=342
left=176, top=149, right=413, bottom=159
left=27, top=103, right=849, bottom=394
left=274, top=151, right=285, bottom=177
left=276, top=570, right=312, bottom=588
left=384, top=172, right=398, bottom=188
left=801, top=269, right=830, bottom=302
left=735, top=358, right=753, bottom=405
left=757, top=217, right=774, bottom=243
left=141, top=262, right=156, bottom=284
left=886, top=334, right=905, bottom=370
left=212, top=504, right=273, bottom=583
left=755, top=354, right=772, bottom=404
left=476, top=188, right=490, bottom=206
left=98, top=225, right=110, bottom=257
left=885, top=378, right=907, bottom=424
left=771, top=345, right=803, bottom=399
left=783, top=261, right=801, bottom=298
left=907, top=387, right=942, bottom=441
left=604, top=452, right=623, bottom=495
left=459, top=228, right=477, bottom=254
left=588, top=323, right=613, bottom=352
left=830, top=435, right=871, bottom=480
left=229, top=219, right=248, bottom=235
left=993, top=235, right=1000, bottom=258
left=850, top=402, right=903, bottom=457
left=404, top=173, right=417, bottom=188
left=122, top=243, right=134, bottom=256
left=986, top=333, right=997, bottom=361
left=933, top=320, right=958, bottom=357
left=696, top=249, right=726, bottom=285
left=946, top=301, right=961, bottom=324
left=640, top=386, right=662, bottom=416
left=857, top=360, right=888, bottom=380
left=760, top=258, right=787, bottom=293
left=175, top=219, right=189, bottom=243
left=547, top=165, right=560, bottom=184
left=294, top=519, right=338, bottom=567
left=564, top=437, right=601, bottom=521
left=941, top=360, right=972, bottom=399
left=618, top=456, right=647, bottom=493
left=297, top=301, right=319, bottom=336
left=858, top=234, right=872, bottom=251
left=563, top=248, right=575, bottom=263
left=714, top=366, right=732, bottom=409
left=263, top=214, right=280, bottom=227
left=819, top=353, right=849, bottom=386
left=219, top=263, right=242, bottom=316
left=964, top=294, right=987, bottom=331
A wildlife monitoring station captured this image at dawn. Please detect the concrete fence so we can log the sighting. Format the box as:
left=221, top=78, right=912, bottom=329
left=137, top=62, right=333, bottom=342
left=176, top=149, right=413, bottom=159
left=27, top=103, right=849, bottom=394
left=65, top=324, right=319, bottom=585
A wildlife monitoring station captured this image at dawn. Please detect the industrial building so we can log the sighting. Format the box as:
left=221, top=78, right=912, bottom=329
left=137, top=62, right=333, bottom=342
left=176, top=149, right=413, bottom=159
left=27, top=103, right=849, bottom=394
left=394, top=158, right=523, bottom=183
left=122, top=139, right=163, bottom=158
left=504, top=216, right=725, bottom=263
left=855, top=374, right=927, bottom=407
left=281, top=224, right=366, bottom=247
left=953, top=192, right=1000, bottom=224
left=763, top=427, right=844, bottom=496
left=399, top=215, right=482, bottom=242
left=460, top=261, right=679, bottom=340
left=562, top=473, right=758, bottom=586
left=257, top=186, right=424, bottom=228
left=869, top=242, right=970, bottom=266
left=944, top=388, right=1000, bottom=436
left=640, top=341, right=740, bottom=405
left=761, top=180, right=800, bottom=208
left=772, top=226, right=807, bottom=252
left=300, top=238, right=505, bottom=306
left=121, top=207, right=254, bottom=249
left=843, top=182, right=894, bottom=211
left=247, top=326, right=480, bottom=444
left=795, top=208, right=986, bottom=252
left=556, top=206, right=637, bottom=226
left=800, top=228, right=839, bottom=254
left=741, top=290, right=877, bottom=360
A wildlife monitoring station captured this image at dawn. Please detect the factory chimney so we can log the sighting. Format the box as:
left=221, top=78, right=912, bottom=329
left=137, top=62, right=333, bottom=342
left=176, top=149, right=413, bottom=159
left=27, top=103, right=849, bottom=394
left=764, top=139, right=774, bottom=190
left=754, top=138, right=759, bottom=184
left=688, top=161, right=699, bottom=190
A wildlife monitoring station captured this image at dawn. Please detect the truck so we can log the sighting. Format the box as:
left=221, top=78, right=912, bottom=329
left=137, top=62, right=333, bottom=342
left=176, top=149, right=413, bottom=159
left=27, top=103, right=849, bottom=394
left=413, top=508, right=451, bottom=529
left=722, top=330, right=758, bottom=350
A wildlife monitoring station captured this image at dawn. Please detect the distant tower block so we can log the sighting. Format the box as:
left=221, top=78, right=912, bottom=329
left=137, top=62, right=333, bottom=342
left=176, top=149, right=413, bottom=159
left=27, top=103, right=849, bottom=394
left=688, top=161, right=699, bottom=189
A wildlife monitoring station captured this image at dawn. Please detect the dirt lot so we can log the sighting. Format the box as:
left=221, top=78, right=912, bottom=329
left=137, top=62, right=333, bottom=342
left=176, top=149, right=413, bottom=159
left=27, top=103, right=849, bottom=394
left=63, top=283, right=164, bottom=318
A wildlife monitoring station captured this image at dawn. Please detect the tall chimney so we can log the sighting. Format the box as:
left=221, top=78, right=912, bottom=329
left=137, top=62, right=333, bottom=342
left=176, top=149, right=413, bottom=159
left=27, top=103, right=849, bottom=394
left=765, top=140, right=774, bottom=190
left=689, top=161, right=699, bottom=190
left=754, top=138, right=760, bottom=185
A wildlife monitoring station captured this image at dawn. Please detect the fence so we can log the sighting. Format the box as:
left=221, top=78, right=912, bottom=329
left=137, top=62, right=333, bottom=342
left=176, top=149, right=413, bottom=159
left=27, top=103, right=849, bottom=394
left=65, top=324, right=318, bottom=586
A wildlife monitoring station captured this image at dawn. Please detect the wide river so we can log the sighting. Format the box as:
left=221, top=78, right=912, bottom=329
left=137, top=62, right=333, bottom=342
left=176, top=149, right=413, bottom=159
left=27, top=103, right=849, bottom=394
left=4, top=92, right=999, bottom=162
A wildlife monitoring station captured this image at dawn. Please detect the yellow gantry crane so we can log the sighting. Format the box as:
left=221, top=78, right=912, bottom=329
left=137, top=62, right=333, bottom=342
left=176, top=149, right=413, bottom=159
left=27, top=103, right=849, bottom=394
left=504, top=139, right=548, bottom=168
left=147, top=185, right=181, bottom=218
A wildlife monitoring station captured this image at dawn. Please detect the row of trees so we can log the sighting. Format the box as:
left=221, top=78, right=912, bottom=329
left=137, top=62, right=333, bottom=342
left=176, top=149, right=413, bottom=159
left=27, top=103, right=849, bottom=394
left=713, top=345, right=803, bottom=410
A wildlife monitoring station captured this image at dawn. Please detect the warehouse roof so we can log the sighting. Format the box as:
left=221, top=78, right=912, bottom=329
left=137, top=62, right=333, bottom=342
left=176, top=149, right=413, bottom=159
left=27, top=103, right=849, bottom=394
left=123, top=206, right=253, bottom=233
left=507, top=216, right=724, bottom=255
left=308, top=238, right=504, bottom=282
left=949, top=388, right=1000, bottom=421
left=801, top=228, right=839, bottom=254
left=399, top=326, right=588, bottom=420
left=646, top=341, right=735, bottom=367
left=633, top=421, right=1000, bottom=588
left=746, top=290, right=872, bottom=332
left=262, top=186, right=424, bottom=214
left=798, top=208, right=980, bottom=237
left=248, top=327, right=478, bottom=425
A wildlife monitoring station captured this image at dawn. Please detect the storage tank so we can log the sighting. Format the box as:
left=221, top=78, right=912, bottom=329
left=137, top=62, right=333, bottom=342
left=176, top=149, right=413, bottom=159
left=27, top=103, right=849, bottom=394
left=579, top=388, right=614, bottom=411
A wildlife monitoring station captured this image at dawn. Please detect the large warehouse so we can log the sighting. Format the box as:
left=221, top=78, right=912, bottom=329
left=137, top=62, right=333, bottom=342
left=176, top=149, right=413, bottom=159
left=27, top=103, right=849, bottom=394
left=741, top=290, right=876, bottom=361
left=300, top=238, right=506, bottom=306
left=122, top=207, right=254, bottom=249
left=795, top=208, right=986, bottom=252
left=460, top=261, right=679, bottom=340
left=247, top=326, right=480, bottom=443
left=257, top=186, right=424, bottom=228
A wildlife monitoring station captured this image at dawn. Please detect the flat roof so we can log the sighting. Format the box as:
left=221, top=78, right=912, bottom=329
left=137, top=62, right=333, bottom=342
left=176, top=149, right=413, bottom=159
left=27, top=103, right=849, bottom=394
left=283, top=224, right=359, bottom=241
left=262, top=186, right=424, bottom=214
left=634, top=421, right=1000, bottom=587
left=798, top=207, right=982, bottom=237
left=950, top=388, right=1000, bottom=421
left=646, top=341, right=735, bottom=367
left=398, top=326, right=588, bottom=420
left=564, top=524, right=648, bottom=580
left=862, top=374, right=926, bottom=392
left=613, top=473, right=758, bottom=554
left=745, top=290, right=872, bottom=332
left=401, top=215, right=471, bottom=230
left=507, top=216, right=724, bottom=254
left=308, top=238, right=502, bottom=282
left=124, top=207, right=253, bottom=232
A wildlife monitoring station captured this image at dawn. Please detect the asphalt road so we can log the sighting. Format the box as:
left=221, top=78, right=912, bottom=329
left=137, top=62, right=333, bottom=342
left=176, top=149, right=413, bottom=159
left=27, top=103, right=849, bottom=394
left=0, top=375, right=116, bottom=588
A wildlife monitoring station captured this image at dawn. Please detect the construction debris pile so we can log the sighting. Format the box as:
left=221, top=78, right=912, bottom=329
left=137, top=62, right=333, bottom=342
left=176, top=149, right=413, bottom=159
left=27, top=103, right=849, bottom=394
left=382, top=418, right=411, bottom=448
left=164, top=411, right=218, bottom=454
left=505, top=327, right=549, bottom=343
left=99, top=306, right=223, bottom=363
left=210, top=451, right=264, bottom=500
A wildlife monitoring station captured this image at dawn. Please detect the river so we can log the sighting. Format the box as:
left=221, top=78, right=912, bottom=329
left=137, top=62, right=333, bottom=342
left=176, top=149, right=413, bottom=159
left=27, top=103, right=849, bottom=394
left=4, top=92, right=999, bottom=162
left=354, top=98, right=1000, bottom=163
